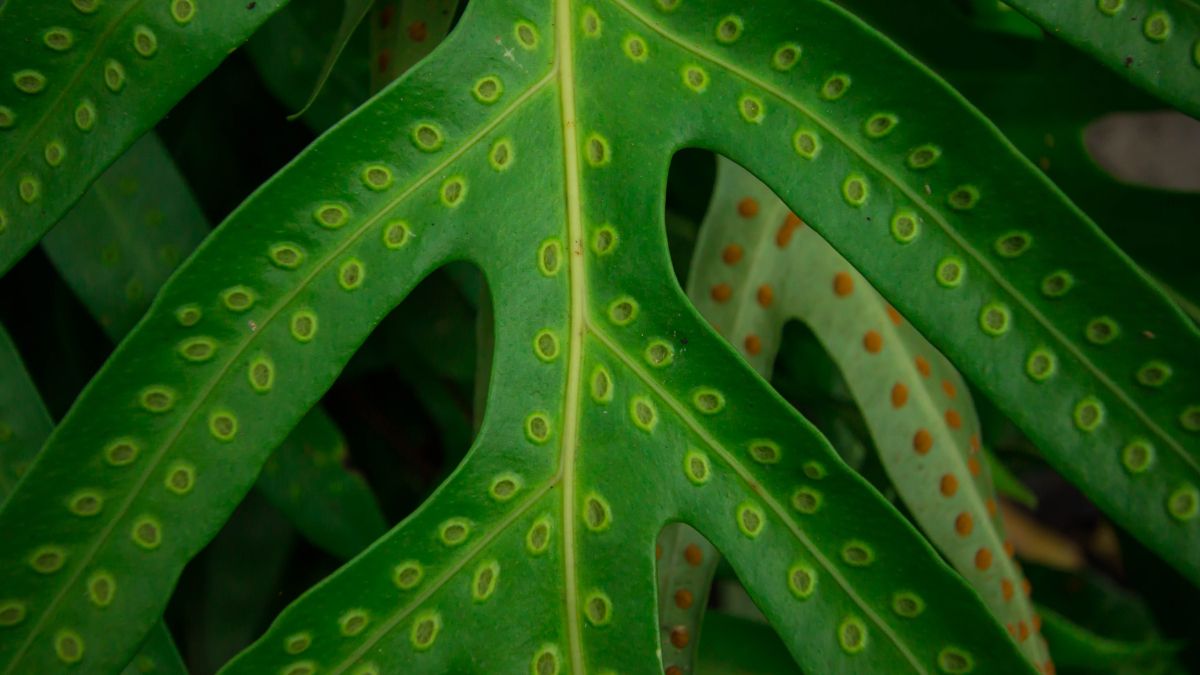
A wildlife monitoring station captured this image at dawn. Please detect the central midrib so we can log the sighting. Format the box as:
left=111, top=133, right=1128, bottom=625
left=553, top=0, right=589, bottom=673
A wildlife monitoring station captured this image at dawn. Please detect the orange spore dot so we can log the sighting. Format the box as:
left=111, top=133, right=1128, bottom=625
left=776, top=214, right=802, bottom=247
left=379, top=4, right=395, bottom=28
left=670, top=626, right=690, bottom=649
left=975, top=547, right=993, bottom=570
left=684, top=544, right=703, bottom=566
left=711, top=283, right=732, bottom=302
left=945, top=409, right=962, bottom=429
left=863, top=330, right=883, bottom=353
left=1001, top=578, right=1013, bottom=600
left=674, top=588, right=693, bottom=610
left=737, top=197, right=759, bottom=217
left=833, top=272, right=854, bottom=297
left=408, top=20, right=427, bottom=42
left=955, top=512, right=973, bottom=536
left=915, top=356, right=931, bottom=377
left=940, top=474, right=958, bottom=497
left=913, top=429, right=933, bottom=455
left=891, top=383, right=908, bottom=409
left=969, top=457, right=982, bottom=477
left=721, top=244, right=743, bottom=265
left=756, top=284, right=774, bottom=307
left=744, top=334, right=762, bottom=356
left=886, top=305, right=902, bottom=325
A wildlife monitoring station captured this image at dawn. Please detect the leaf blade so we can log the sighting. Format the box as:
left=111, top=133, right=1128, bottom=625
left=1002, top=0, right=1200, bottom=119
left=1037, top=606, right=1182, bottom=672
left=0, top=6, right=558, bottom=669
left=0, top=1, right=1083, bottom=672
left=256, top=410, right=386, bottom=560
left=696, top=611, right=802, bottom=675
left=0, top=322, right=186, bottom=675
left=41, top=133, right=209, bottom=340
left=120, top=621, right=187, bottom=675
left=688, top=157, right=1048, bottom=667
left=627, top=0, right=1200, bottom=585
left=286, top=0, right=375, bottom=121
left=0, top=323, right=53, bottom=499
left=0, top=0, right=291, bottom=276
left=42, top=129, right=389, bottom=561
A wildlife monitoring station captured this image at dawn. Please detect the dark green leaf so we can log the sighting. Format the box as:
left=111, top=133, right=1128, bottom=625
left=0, top=323, right=53, bottom=498
left=288, top=0, right=375, bottom=121
left=0, top=321, right=184, bottom=674
left=120, top=621, right=187, bottom=675
left=985, top=449, right=1037, bottom=509
left=186, top=492, right=297, bottom=674
left=247, top=0, right=369, bottom=132
left=1003, top=0, right=1200, bottom=118
left=839, top=0, right=1200, bottom=310
left=0, top=0, right=291, bottom=275
left=7, top=0, right=1182, bottom=671
left=41, top=128, right=389, bottom=562
left=256, top=410, right=386, bottom=560
left=42, top=133, right=208, bottom=340
left=956, top=0, right=1042, bottom=39
left=1038, top=606, right=1181, bottom=674
left=696, top=611, right=802, bottom=675
left=775, top=0, right=1200, bottom=586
